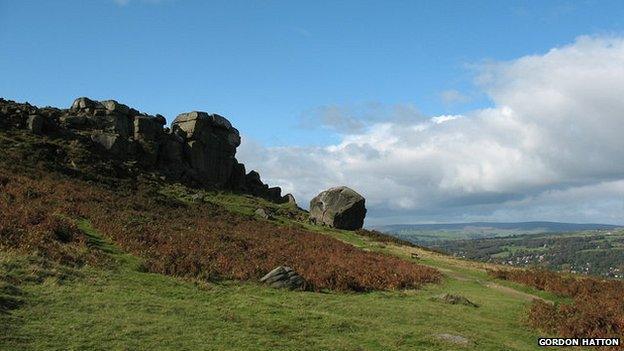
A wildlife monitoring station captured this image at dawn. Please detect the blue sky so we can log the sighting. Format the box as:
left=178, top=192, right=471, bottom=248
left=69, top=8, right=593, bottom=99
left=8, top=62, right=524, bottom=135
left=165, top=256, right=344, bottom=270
left=2, top=1, right=624, bottom=224
left=2, top=0, right=623, bottom=146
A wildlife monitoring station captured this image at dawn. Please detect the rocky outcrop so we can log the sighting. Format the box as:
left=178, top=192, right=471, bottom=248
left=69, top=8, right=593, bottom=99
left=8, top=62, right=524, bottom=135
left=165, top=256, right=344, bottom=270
left=171, top=111, right=240, bottom=186
left=68, top=97, right=150, bottom=139
left=243, top=170, right=286, bottom=203
left=309, top=186, right=366, bottom=230
left=0, top=97, right=287, bottom=203
left=281, top=193, right=297, bottom=207
left=260, top=266, right=306, bottom=290
left=0, top=99, right=62, bottom=132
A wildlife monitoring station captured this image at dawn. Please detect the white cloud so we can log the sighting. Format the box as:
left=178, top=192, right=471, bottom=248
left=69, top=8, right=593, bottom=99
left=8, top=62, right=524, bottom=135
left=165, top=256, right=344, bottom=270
left=238, top=36, right=624, bottom=225
left=431, top=115, right=462, bottom=124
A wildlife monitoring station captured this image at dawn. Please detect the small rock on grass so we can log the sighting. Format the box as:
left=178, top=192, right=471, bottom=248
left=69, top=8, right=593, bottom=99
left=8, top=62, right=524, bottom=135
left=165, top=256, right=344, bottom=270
left=254, top=208, right=272, bottom=220
left=260, top=266, right=306, bottom=290
left=431, top=293, right=479, bottom=307
left=435, top=333, right=471, bottom=346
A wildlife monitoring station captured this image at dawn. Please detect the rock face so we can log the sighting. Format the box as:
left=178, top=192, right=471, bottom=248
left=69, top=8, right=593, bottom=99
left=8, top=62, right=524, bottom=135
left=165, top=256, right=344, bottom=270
left=68, top=97, right=165, bottom=164
left=0, top=97, right=288, bottom=204
left=309, top=186, right=366, bottom=230
left=260, top=266, right=306, bottom=290
left=171, top=111, right=240, bottom=186
left=27, top=115, right=44, bottom=134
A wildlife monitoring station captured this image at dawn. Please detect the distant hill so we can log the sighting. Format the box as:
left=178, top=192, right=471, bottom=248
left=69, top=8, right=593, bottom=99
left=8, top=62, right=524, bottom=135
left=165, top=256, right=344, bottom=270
left=374, top=221, right=622, bottom=244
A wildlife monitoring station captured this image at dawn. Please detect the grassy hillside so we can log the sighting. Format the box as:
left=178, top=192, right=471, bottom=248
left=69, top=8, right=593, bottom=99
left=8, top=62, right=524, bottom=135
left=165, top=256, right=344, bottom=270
left=1, top=219, right=558, bottom=351
left=1, top=127, right=621, bottom=350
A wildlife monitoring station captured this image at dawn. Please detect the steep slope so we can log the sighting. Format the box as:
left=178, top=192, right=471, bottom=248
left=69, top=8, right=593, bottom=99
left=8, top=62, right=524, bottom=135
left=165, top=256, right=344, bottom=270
left=0, top=120, right=439, bottom=293
left=1, top=97, right=621, bottom=350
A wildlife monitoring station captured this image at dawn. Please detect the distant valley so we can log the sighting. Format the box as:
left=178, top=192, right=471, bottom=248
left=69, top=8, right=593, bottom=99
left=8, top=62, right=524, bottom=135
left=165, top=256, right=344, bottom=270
left=375, top=221, right=622, bottom=244
left=433, top=229, right=624, bottom=278
left=376, top=222, right=624, bottom=278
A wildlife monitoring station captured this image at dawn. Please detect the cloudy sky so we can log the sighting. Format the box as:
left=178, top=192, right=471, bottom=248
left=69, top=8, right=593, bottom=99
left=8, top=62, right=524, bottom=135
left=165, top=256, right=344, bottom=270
left=239, top=36, right=624, bottom=225
left=1, top=1, right=623, bottom=225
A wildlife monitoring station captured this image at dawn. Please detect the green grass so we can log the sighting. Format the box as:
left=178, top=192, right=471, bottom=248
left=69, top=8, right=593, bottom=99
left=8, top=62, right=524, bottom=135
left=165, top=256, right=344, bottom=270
left=1, top=256, right=546, bottom=351
left=309, top=224, right=562, bottom=304
left=159, top=184, right=305, bottom=224
left=0, top=217, right=557, bottom=350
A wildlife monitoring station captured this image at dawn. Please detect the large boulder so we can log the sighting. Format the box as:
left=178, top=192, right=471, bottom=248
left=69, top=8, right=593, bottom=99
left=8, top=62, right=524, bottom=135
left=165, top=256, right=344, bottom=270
left=309, top=186, right=366, bottom=230
left=70, top=97, right=102, bottom=111
left=101, top=99, right=130, bottom=115
left=172, top=111, right=240, bottom=147
left=172, top=111, right=241, bottom=185
left=281, top=193, right=297, bottom=207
